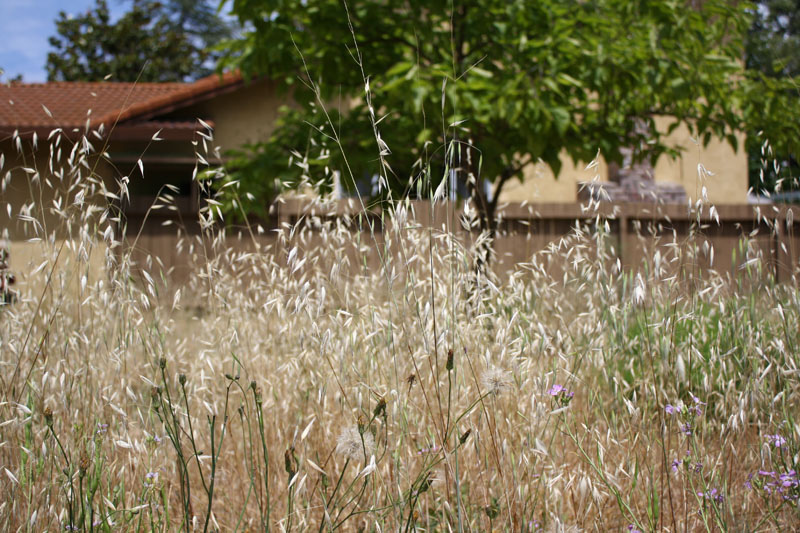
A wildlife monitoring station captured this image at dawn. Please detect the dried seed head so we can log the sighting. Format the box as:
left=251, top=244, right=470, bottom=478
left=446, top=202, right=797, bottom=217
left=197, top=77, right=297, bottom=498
left=459, top=429, right=471, bottom=446
left=150, top=387, right=161, bottom=410
left=43, top=407, right=53, bottom=426
left=284, top=448, right=295, bottom=477
left=446, top=349, right=454, bottom=371
left=178, top=373, right=187, bottom=386
left=159, top=357, right=167, bottom=370
left=418, top=475, right=433, bottom=494
left=481, top=367, right=512, bottom=396
left=79, top=452, right=90, bottom=475
left=336, top=426, right=375, bottom=462
left=373, top=396, right=387, bottom=418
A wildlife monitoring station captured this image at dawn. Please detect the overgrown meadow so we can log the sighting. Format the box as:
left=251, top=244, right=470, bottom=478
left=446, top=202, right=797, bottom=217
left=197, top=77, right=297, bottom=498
left=1, top=116, right=799, bottom=533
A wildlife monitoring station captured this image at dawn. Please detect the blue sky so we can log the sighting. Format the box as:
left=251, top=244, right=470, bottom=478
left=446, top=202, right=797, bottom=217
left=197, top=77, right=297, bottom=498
left=0, top=1, right=234, bottom=83
left=0, top=0, right=130, bottom=82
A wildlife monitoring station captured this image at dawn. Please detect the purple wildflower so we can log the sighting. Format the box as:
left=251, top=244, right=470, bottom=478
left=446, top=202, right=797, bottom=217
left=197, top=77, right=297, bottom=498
left=689, top=393, right=706, bottom=415
left=766, top=434, right=787, bottom=449
left=698, top=488, right=724, bottom=503
left=417, top=444, right=440, bottom=455
left=547, top=384, right=574, bottom=406
left=627, top=526, right=641, bottom=533
left=680, top=422, right=693, bottom=436
left=665, top=404, right=676, bottom=415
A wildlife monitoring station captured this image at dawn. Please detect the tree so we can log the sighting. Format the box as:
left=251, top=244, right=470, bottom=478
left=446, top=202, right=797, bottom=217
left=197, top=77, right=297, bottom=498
left=46, top=0, right=234, bottom=82
left=747, top=0, right=800, bottom=77
left=745, top=0, right=800, bottom=194
left=221, top=0, right=800, bottom=229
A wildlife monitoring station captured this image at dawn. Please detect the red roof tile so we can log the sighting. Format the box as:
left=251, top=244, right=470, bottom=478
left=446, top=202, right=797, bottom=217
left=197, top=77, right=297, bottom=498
left=0, top=71, right=242, bottom=135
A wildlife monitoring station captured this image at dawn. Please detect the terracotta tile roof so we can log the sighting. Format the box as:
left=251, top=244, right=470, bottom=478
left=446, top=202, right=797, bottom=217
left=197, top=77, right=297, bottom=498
left=0, top=71, right=242, bottom=134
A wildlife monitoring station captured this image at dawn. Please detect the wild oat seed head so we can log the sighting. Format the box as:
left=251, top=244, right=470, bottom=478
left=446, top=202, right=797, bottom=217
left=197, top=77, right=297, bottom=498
left=481, top=367, right=512, bottom=396
left=336, top=426, right=375, bottom=462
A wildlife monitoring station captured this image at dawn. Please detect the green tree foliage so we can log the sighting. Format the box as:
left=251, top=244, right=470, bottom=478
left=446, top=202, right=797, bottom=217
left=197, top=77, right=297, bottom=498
left=745, top=0, right=800, bottom=194
left=747, top=0, right=800, bottom=77
left=222, top=0, right=800, bottom=223
left=46, top=0, right=233, bottom=82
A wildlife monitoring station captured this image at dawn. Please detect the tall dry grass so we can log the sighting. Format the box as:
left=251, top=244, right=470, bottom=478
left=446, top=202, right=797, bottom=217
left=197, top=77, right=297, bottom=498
left=1, top=115, right=799, bottom=533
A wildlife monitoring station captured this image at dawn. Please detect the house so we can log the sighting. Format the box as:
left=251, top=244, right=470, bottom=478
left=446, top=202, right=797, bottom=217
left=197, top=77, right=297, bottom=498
left=0, top=71, right=286, bottom=231
left=0, top=72, right=292, bottom=276
left=0, top=71, right=750, bottom=279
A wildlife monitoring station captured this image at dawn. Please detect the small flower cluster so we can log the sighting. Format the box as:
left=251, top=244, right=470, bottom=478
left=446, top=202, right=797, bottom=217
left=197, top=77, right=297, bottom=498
left=665, top=392, right=705, bottom=417
left=665, top=392, right=705, bottom=437
left=671, top=449, right=702, bottom=474
left=749, top=470, right=800, bottom=501
left=547, top=384, right=574, bottom=406
left=416, top=443, right=440, bottom=455
left=697, top=487, right=724, bottom=504
left=143, top=471, right=159, bottom=488
left=766, top=433, right=787, bottom=449
left=742, top=433, right=800, bottom=502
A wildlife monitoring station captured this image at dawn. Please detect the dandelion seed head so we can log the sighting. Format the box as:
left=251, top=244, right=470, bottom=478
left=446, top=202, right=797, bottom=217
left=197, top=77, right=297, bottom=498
left=481, top=367, right=512, bottom=396
left=336, top=426, right=375, bottom=462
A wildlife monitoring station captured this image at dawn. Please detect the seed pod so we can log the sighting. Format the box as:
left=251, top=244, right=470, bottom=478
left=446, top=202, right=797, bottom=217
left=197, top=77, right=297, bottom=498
left=79, top=453, right=90, bottom=476
left=284, top=448, right=295, bottom=477
left=373, top=397, right=386, bottom=418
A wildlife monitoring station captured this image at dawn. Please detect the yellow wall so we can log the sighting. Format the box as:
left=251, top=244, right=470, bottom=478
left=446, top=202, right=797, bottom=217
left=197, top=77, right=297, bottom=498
left=652, top=118, right=748, bottom=205
left=498, top=118, right=748, bottom=205
left=177, top=78, right=299, bottom=152
left=499, top=153, right=608, bottom=204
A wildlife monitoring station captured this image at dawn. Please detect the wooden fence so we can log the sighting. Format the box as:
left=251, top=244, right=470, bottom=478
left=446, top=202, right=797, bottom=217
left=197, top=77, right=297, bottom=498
left=124, top=199, right=800, bottom=283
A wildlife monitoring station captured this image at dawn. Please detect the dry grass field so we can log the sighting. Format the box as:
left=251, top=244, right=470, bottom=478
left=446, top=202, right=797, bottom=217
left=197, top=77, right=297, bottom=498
left=1, top=122, right=799, bottom=533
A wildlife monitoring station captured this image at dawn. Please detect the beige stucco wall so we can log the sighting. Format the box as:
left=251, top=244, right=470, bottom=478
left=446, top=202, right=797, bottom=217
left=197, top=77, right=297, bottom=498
left=498, top=117, right=748, bottom=205
left=177, top=78, right=299, bottom=152
left=1, top=137, right=119, bottom=295
left=652, top=118, right=748, bottom=204
left=499, top=153, right=609, bottom=204
left=1, top=140, right=119, bottom=240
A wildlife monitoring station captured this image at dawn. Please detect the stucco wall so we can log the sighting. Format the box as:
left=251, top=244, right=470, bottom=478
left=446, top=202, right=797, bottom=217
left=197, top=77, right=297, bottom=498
left=175, top=78, right=298, bottom=152
left=498, top=153, right=607, bottom=204
left=498, top=118, right=748, bottom=205
left=1, top=140, right=120, bottom=241
left=652, top=117, right=748, bottom=205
